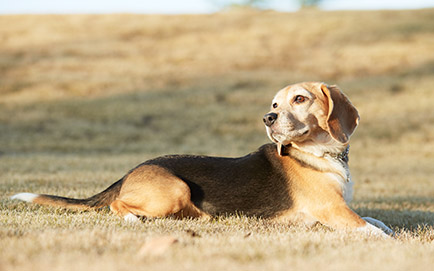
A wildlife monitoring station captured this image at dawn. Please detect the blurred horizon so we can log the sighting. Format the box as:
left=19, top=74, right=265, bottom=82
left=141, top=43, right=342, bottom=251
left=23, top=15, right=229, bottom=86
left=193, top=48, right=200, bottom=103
left=1, top=0, right=433, bottom=14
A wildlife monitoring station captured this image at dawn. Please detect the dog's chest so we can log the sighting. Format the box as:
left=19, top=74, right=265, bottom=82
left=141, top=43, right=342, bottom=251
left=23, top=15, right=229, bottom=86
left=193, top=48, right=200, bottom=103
left=324, top=156, right=353, bottom=204
left=280, top=155, right=352, bottom=204
left=325, top=172, right=353, bottom=204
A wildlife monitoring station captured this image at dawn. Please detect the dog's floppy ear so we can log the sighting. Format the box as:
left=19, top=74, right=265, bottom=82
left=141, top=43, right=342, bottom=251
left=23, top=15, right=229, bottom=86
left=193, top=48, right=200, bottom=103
left=320, top=84, right=360, bottom=144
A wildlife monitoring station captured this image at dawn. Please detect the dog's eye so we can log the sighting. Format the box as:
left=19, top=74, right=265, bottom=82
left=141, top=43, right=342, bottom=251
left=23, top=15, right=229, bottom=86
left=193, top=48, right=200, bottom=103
left=272, top=103, right=278, bottom=108
left=294, top=95, right=306, bottom=104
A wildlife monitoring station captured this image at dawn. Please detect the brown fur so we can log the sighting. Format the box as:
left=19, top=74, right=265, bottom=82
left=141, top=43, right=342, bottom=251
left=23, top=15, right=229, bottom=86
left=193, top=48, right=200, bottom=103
left=12, top=82, right=388, bottom=234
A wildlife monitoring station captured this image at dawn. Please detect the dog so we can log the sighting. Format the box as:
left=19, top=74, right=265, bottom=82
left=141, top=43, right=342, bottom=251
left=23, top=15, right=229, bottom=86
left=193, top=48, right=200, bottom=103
left=11, top=82, right=392, bottom=236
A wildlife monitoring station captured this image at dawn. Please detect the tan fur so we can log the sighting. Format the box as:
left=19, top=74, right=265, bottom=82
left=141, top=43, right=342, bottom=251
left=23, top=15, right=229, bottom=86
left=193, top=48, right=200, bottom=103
left=110, top=165, right=209, bottom=219
left=276, top=154, right=364, bottom=229
left=11, top=82, right=391, bottom=236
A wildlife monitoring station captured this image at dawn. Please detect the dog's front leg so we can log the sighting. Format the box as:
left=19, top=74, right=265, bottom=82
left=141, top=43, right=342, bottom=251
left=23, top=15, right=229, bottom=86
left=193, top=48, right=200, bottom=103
left=314, top=204, right=392, bottom=237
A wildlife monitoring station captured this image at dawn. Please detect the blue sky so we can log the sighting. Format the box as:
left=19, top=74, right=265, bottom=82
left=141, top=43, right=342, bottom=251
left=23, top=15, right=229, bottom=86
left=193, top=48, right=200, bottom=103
left=0, top=0, right=433, bottom=14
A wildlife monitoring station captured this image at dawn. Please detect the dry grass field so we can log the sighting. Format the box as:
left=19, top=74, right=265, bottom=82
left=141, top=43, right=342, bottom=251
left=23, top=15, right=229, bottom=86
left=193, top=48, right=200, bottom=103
left=1, top=8, right=434, bottom=271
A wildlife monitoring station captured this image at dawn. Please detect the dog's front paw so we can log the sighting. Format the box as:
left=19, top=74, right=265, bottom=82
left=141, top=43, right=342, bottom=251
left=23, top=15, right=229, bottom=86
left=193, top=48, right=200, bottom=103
left=363, top=217, right=394, bottom=236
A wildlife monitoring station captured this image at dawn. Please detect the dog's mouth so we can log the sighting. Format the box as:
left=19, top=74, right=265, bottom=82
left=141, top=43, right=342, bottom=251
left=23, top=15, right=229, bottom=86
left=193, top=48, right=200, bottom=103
left=267, top=128, right=310, bottom=156
left=268, top=129, right=309, bottom=143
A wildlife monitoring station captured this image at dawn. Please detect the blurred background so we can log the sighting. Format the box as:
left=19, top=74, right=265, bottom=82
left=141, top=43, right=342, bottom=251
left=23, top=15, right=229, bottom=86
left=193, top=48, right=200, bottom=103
left=0, top=0, right=433, bottom=201
left=1, top=0, right=434, bottom=13
left=1, top=5, right=434, bottom=271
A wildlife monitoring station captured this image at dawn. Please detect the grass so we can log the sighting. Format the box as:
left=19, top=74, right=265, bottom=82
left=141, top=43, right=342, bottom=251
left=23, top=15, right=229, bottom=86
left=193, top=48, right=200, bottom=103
left=1, top=8, right=434, bottom=271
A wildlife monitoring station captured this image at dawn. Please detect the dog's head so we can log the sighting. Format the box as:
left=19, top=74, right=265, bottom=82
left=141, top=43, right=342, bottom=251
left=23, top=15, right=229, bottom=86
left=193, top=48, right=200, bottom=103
left=263, top=82, right=360, bottom=156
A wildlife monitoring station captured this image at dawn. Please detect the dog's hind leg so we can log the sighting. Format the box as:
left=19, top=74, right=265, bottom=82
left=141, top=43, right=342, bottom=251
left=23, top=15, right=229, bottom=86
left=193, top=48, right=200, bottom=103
left=109, top=165, right=206, bottom=221
left=110, top=199, right=140, bottom=222
left=173, top=202, right=211, bottom=219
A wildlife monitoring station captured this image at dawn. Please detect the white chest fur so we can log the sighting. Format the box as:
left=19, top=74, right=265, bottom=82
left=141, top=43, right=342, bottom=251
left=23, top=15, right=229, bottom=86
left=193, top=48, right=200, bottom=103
left=324, top=156, right=353, bottom=204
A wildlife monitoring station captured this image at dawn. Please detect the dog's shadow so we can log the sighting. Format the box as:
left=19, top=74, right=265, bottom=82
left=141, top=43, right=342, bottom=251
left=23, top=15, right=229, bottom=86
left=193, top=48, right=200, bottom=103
left=353, top=196, right=434, bottom=231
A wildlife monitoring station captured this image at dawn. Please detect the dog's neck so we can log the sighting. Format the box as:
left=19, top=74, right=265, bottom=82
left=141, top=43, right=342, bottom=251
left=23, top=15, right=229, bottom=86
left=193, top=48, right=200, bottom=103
left=279, top=143, right=349, bottom=162
left=278, top=142, right=353, bottom=203
left=325, top=145, right=350, bottom=164
left=279, top=143, right=350, bottom=180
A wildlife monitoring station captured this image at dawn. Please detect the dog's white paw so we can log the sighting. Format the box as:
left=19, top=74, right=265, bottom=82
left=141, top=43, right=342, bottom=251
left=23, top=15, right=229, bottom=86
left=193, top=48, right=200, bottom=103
left=356, top=223, right=391, bottom=238
left=363, top=217, right=394, bottom=236
left=124, top=213, right=140, bottom=223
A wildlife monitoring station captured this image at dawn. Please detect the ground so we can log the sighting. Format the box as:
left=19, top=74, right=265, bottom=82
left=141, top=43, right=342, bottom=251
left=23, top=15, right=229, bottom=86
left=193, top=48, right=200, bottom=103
left=1, top=8, right=434, bottom=271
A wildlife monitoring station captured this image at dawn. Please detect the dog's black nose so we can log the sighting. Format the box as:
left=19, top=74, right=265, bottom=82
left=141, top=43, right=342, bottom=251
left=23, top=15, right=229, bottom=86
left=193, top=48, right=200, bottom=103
left=263, top=113, right=277, bottom=127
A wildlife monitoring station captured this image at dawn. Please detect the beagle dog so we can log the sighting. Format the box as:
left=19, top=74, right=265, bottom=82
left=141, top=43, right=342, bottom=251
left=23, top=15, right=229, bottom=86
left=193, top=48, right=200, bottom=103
left=11, top=82, right=392, bottom=236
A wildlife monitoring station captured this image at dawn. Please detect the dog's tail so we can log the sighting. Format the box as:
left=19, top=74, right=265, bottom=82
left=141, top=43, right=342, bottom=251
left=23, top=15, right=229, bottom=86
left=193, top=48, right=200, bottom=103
left=10, top=178, right=124, bottom=210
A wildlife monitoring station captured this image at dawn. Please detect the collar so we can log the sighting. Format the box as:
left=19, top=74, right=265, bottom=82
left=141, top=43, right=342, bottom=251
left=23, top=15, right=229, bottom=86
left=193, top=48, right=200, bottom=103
left=279, top=143, right=350, bottom=164
left=325, top=145, right=350, bottom=164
